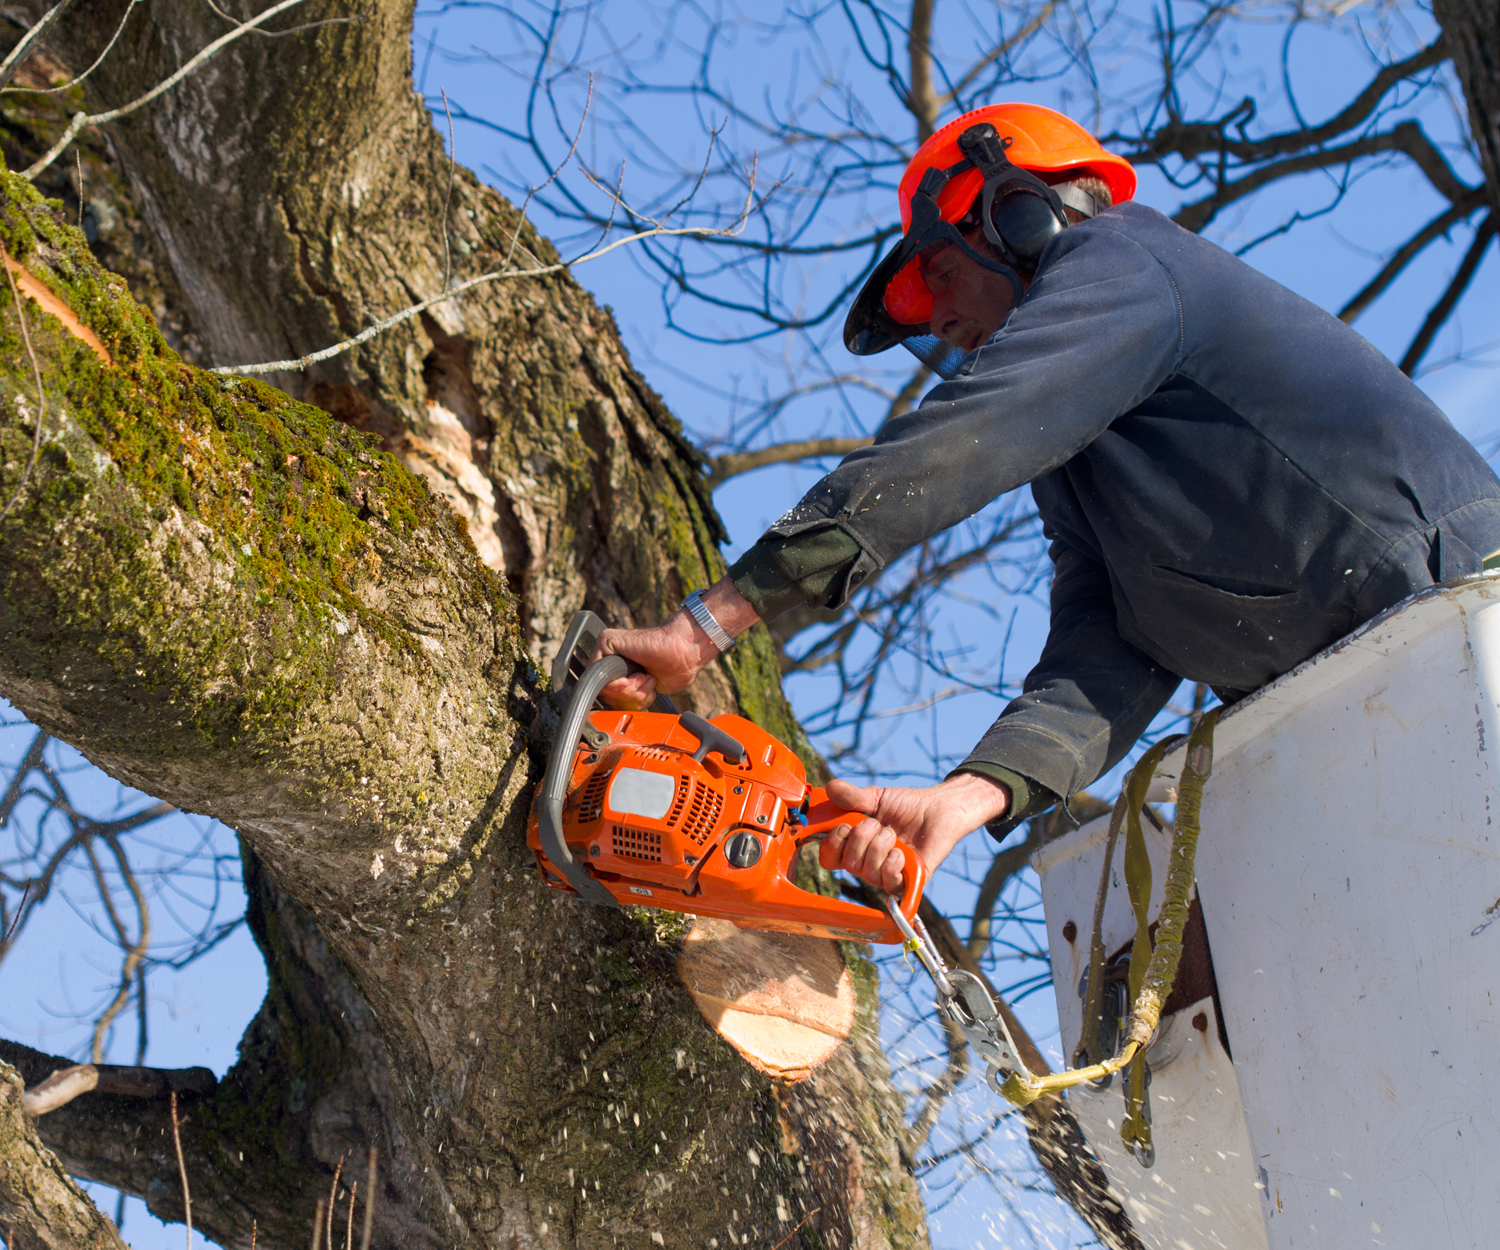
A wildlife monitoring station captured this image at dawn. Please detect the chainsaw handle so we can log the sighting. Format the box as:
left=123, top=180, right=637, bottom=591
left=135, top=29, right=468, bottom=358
left=799, top=799, right=928, bottom=925
left=539, top=655, right=628, bottom=907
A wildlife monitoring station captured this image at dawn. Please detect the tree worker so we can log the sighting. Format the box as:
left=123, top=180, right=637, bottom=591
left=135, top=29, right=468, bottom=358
left=594, top=102, right=1500, bottom=894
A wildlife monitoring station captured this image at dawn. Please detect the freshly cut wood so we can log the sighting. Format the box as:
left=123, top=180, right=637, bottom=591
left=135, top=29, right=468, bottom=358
left=678, top=917, right=855, bottom=1079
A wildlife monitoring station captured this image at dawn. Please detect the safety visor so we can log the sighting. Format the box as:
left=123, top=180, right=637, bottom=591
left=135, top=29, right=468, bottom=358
left=842, top=195, right=1023, bottom=378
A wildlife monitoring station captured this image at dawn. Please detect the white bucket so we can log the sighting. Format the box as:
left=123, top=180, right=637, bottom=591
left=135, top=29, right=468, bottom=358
left=1033, top=576, right=1500, bottom=1250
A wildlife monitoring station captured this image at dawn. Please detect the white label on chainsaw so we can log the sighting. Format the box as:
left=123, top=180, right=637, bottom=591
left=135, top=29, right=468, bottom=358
left=608, top=768, right=676, bottom=820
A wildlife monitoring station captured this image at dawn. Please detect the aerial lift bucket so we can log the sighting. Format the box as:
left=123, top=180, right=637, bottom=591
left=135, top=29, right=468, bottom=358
left=1033, top=575, right=1500, bottom=1250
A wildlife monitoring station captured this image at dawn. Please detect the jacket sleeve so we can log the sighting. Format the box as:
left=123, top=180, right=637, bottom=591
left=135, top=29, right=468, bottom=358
left=758, top=217, right=1185, bottom=603
left=957, top=536, right=1181, bottom=799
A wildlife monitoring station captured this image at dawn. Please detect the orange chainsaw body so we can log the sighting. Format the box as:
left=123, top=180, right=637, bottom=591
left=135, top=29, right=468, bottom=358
left=526, top=707, right=923, bottom=944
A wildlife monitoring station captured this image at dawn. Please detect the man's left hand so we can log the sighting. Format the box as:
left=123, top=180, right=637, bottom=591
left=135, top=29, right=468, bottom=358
left=819, top=772, right=1012, bottom=894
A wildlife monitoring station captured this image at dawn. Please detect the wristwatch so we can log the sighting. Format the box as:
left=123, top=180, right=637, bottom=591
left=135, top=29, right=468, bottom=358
left=683, top=590, right=734, bottom=652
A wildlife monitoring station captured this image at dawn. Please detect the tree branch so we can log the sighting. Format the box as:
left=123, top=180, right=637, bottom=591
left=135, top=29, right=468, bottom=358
left=1172, top=120, right=1473, bottom=233
left=1, top=1059, right=128, bottom=1250
left=906, top=0, right=939, bottom=142
left=1123, top=38, right=1448, bottom=166
left=1339, top=188, right=1487, bottom=322
left=707, top=436, right=872, bottom=487
left=1400, top=213, right=1496, bottom=375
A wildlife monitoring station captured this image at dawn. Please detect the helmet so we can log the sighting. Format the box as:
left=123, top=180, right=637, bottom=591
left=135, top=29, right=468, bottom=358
left=844, top=104, right=1136, bottom=376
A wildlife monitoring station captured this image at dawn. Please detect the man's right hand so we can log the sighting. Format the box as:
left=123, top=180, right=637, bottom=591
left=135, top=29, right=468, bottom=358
left=592, top=576, right=763, bottom=709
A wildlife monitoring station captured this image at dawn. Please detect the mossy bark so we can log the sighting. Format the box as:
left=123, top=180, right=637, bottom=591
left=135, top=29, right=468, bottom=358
left=0, top=3, right=927, bottom=1247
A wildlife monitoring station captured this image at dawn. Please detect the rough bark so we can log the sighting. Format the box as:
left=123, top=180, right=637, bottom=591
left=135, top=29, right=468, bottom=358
left=1434, top=0, right=1500, bottom=219
left=0, top=1061, right=128, bottom=1250
left=0, top=3, right=927, bottom=1247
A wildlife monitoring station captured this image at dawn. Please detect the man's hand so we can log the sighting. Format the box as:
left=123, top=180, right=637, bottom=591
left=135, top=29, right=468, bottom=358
left=819, top=772, right=1011, bottom=894
left=593, top=577, right=762, bottom=709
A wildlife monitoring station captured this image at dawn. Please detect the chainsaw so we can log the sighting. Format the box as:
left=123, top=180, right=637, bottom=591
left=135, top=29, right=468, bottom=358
left=527, top=611, right=925, bottom=942
left=526, top=611, right=1031, bottom=1090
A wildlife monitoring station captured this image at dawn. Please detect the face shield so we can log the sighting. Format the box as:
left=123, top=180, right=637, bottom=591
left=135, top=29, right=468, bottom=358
left=844, top=123, right=1095, bottom=379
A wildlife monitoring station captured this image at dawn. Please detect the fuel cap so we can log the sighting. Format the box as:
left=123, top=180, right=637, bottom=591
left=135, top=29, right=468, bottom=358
left=724, top=831, right=763, bottom=868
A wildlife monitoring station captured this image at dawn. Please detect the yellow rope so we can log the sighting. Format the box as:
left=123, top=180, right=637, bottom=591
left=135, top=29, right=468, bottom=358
left=998, top=709, right=1220, bottom=1116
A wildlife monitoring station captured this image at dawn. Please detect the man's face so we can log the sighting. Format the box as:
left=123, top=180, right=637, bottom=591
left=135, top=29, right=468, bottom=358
left=918, top=230, right=1020, bottom=352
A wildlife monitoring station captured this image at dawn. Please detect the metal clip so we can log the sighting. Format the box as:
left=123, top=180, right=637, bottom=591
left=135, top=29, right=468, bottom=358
left=883, top=897, right=1028, bottom=1093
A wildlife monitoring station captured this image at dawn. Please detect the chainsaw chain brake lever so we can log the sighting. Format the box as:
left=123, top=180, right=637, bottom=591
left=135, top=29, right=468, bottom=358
left=883, top=898, right=1029, bottom=1095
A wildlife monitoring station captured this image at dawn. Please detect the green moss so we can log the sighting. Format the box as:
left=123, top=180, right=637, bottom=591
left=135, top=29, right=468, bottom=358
left=0, top=166, right=510, bottom=760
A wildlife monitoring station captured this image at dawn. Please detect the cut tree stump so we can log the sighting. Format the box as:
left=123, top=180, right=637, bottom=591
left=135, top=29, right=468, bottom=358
left=677, top=918, right=855, bottom=1080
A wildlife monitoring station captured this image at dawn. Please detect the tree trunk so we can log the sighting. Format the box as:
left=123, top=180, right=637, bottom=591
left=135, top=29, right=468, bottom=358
left=0, top=2, right=928, bottom=1247
left=1434, top=0, right=1500, bottom=219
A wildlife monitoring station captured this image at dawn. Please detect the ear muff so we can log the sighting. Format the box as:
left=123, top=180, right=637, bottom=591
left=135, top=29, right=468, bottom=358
left=986, top=187, right=1066, bottom=271
left=965, top=122, right=1070, bottom=276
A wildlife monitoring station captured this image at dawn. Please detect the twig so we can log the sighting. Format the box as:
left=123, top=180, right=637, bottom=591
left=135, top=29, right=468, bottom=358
left=344, top=1183, right=356, bottom=1250
left=770, top=1207, right=821, bottom=1250
left=325, top=1157, right=343, bottom=1250
left=0, top=0, right=78, bottom=91
left=203, top=0, right=353, bottom=39
left=22, top=0, right=315, bottom=180
left=440, top=88, right=456, bottom=293
left=6, top=0, right=140, bottom=96
left=170, top=1089, right=193, bottom=1250
left=0, top=246, right=48, bottom=526
left=211, top=218, right=752, bottom=376
left=2, top=880, right=30, bottom=948
left=309, top=1200, right=325, bottom=1250
left=359, top=1148, right=376, bottom=1250
left=89, top=831, right=151, bottom=1063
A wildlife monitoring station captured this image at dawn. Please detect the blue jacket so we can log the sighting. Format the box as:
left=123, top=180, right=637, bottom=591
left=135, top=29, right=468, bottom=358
left=745, top=202, right=1500, bottom=801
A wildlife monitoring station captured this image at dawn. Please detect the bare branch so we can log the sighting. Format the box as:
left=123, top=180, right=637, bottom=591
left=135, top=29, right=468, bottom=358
left=214, top=211, right=757, bottom=375
left=907, top=0, right=939, bottom=142
left=0, top=0, right=79, bottom=91
left=4, top=0, right=140, bottom=96
left=940, top=1, right=1059, bottom=108
left=1122, top=38, right=1449, bottom=167
left=1400, top=214, right=1496, bottom=375
left=1172, top=121, right=1474, bottom=234
left=1340, top=188, right=1488, bottom=322
left=20, top=1065, right=97, bottom=1117
left=707, top=436, right=872, bottom=487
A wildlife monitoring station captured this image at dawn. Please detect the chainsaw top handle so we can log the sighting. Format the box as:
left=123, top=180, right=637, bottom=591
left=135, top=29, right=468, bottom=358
left=538, top=653, right=629, bottom=906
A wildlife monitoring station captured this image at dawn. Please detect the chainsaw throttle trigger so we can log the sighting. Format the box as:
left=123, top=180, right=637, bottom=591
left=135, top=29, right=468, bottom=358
left=678, top=711, right=748, bottom=765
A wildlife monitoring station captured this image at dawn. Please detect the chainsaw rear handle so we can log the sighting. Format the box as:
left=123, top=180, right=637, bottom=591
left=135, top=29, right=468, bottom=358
left=539, top=654, right=628, bottom=907
left=798, top=801, right=929, bottom=929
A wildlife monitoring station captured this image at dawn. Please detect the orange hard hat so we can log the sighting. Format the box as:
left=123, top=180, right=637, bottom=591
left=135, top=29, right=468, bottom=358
left=879, top=104, right=1137, bottom=331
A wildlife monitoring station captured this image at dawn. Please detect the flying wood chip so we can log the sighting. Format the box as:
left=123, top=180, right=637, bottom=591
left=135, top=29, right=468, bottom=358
left=677, top=916, right=855, bottom=1080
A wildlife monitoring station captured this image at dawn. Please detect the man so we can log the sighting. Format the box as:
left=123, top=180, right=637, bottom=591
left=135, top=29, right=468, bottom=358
left=596, top=103, right=1500, bottom=895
